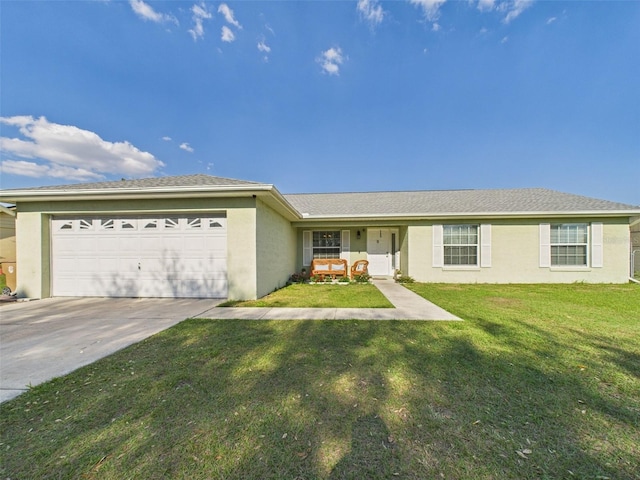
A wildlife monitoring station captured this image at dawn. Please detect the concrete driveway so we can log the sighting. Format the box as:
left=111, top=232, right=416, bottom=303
left=0, top=297, right=223, bottom=403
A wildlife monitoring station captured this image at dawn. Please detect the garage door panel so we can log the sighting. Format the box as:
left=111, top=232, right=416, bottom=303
left=162, top=236, right=185, bottom=251
left=52, top=215, right=228, bottom=298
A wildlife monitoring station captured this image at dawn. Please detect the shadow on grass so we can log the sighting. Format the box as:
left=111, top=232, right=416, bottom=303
left=1, top=305, right=639, bottom=479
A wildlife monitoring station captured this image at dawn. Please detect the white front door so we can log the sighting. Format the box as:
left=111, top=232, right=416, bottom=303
left=367, top=228, right=393, bottom=276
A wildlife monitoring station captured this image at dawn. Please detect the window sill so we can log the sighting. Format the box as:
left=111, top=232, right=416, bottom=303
left=442, top=266, right=481, bottom=271
left=549, top=267, right=591, bottom=272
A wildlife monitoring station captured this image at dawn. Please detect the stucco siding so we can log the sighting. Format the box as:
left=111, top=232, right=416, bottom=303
left=255, top=200, right=296, bottom=298
left=407, top=219, right=631, bottom=283
left=16, top=212, right=50, bottom=298
left=227, top=206, right=258, bottom=300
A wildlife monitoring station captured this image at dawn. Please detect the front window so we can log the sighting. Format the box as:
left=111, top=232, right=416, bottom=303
left=444, top=225, right=478, bottom=266
left=313, top=231, right=341, bottom=259
left=551, top=224, right=588, bottom=266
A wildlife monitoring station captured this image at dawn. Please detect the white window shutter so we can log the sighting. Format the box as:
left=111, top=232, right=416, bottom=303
left=303, top=231, right=312, bottom=266
left=539, top=223, right=551, bottom=268
left=433, top=224, right=443, bottom=268
left=591, top=222, right=603, bottom=268
left=480, top=224, right=492, bottom=267
left=341, top=230, right=350, bottom=261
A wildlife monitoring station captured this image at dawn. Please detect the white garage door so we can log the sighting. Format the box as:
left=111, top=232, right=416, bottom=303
left=51, top=215, right=227, bottom=298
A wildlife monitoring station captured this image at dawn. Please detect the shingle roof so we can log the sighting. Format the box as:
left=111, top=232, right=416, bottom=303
left=2, top=175, right=638, bottom=217
left=8, top=174, right=263, bottom=191
left=283, top=188, right=640, bottom=217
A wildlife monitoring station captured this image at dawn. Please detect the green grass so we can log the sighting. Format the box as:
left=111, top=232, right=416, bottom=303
left=1, top=284, right=639, bottom=479
left=220, top=283, right=393, bottom=308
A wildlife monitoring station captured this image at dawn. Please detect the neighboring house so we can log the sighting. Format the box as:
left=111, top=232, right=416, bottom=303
left=0, top=205, right=16, bottom=264
left=632, top=218, right=640, bottom=276
left=0, top=204, right=17, bottom=293
left=1, top=174, right=639, bottom=300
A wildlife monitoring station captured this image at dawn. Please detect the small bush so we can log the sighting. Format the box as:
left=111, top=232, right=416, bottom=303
left=288, top=273, right=306, bottom=284
left=338, top=276, right=351, bottom=283
left=396, top=275, right=415, bottom=283
left=353, top=273, right=371, bottom=283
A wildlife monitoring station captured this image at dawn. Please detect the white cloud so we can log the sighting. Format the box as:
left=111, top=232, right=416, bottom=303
left=0, top=160, right=104, bottom=181
left=179, top=142, right=194, bottom=153
left=218, top=3, right=242, bottom=29
left=0, top=116, right=164, bottom=181
left=188, top=2, right=213, bottom=41
left=221, top=25, right=235, bottom=42
left=410, top=0, right=447, bottom=22
left=129, top=0, right=177, bottom=25
left=162, top=136, right=172, bottom=141
left=257, top=40, right=271, bottom=53
left=357, top=0, right=385, bottom=27
left=501, top=0, right=535, bottom=24
left=317, top=47, right=345, bottom=76
left=546, top=16, right=557, bottom=25
left=432, top=22, right=441, bottom=32
left=477, top=0, right=495, bottom=12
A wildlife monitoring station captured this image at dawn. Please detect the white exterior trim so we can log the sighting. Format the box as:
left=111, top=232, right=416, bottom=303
left=432, top=224, right=443, bottom=268
left=303, top=230, right=313, bottom=266
left=480, top=223, right=492, bottom=268
left=341, top=230, right=350, bottom=261
left=539, top=223, right=551, bottom=268
left=591, top=222, right=604, bottom=268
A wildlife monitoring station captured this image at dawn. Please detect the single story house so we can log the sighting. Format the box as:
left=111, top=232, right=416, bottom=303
left=1, top=174, right=639, bottom=300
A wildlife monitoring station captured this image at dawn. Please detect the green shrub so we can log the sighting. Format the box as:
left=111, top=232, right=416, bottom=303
left=353, top=273, right=371, bottom=283
left=395, top=275, right=415, bottom=283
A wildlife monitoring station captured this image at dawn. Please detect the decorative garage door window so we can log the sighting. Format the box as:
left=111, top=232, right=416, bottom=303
left=55, top=216, right=226, bottom=232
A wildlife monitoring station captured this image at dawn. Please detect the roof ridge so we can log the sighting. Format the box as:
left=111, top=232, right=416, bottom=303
left=284, top=187, right=549, bottom=196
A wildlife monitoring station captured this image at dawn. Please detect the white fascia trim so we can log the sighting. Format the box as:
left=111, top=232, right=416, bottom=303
left=0, top=184, right=274, bottom=200
left=296, top=210, right=640, bottom=221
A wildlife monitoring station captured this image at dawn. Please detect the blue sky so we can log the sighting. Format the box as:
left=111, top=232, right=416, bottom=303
left=1, top=0, right=639, bottom=205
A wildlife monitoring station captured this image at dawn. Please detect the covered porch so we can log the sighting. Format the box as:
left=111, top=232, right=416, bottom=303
left=294, top=225, right=408, bottom=278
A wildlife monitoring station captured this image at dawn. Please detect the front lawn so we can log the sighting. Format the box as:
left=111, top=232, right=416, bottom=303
left=220, top=283, right=393, bottom=308
left=1, top=284, right=639, bottom=479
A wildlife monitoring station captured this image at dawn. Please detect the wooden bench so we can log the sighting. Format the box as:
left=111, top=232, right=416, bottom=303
left=310, top=258, right=348, bottom=279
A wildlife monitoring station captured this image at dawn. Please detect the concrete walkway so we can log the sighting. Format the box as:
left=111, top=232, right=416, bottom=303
left=198, top=279, right=460, bottom=321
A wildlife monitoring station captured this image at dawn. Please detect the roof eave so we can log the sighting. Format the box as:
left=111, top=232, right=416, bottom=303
left=0, top=184, right=303, bottom=221
left=0, top=184, right=272, bottom=202
left=297, top=210, right=640, bottom=222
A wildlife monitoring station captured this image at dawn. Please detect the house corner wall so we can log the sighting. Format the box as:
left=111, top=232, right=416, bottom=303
left=16, top=211, right=50, bottom=298
left=256, top=200, right=296, bottom=298
left=226, top=206, right=258, bottom=300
